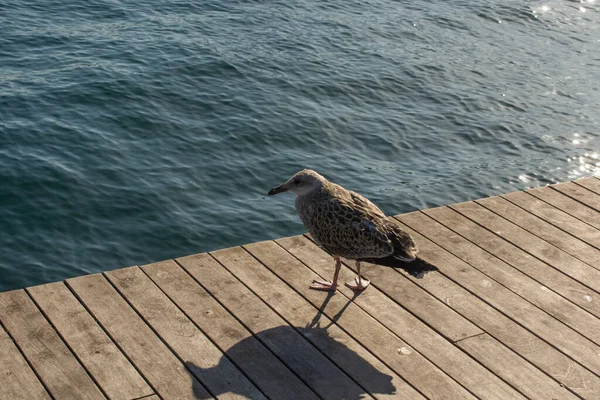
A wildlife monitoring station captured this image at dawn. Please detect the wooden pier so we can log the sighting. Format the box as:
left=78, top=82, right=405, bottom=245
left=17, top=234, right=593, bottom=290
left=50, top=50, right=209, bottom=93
left=2, top=177, right=600, bottom=400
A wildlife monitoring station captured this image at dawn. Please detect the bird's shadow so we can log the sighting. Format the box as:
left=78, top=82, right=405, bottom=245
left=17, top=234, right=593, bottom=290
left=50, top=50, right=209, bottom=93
left=307, top=289, right=360, bottom=329
left=185, top=322, right=395, bottom=399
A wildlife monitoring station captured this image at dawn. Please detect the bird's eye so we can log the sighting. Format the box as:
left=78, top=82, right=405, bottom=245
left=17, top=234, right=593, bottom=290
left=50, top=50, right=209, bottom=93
left=293, top=179, right=301, bottom=185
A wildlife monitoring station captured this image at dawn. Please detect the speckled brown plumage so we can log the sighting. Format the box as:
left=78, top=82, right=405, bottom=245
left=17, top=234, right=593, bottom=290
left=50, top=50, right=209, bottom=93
left=269, top=169, right=436, bottom=290
left=295, top=177, right=418, bottom=261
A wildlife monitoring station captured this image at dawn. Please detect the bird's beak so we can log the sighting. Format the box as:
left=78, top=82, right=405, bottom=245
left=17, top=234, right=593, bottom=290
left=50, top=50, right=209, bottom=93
left=268, top=184, right=287, bottom=196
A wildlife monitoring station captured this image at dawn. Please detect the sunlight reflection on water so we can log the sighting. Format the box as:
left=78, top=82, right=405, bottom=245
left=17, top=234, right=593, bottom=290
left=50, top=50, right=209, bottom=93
left=0, top=0, right=598, bottom=291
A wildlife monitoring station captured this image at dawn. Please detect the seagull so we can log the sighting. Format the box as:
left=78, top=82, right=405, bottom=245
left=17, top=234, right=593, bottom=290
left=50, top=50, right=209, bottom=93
left=268, top=169, right=437, bottom=291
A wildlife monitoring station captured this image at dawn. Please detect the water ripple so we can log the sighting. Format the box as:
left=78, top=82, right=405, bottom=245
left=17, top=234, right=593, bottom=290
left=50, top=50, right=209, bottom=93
left=0, top=0, right=598, bottom=290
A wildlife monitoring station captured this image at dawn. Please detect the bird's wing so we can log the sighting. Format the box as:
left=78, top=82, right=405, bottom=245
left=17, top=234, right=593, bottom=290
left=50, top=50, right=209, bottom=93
left=324, top=188, right=394, bottom=256
left=348, top=191, right=386, bottom=219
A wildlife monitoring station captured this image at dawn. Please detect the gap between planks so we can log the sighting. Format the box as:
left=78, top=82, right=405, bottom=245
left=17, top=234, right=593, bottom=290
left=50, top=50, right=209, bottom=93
left=394, top=213, right=600, bottom=398
left=0, top=320, right=52, bottom=400
left=294, top=233, right=584, bottom=399
left=407, top=208, right=600, bottom=345
left=239, top=240, right=526, bottom=400
left=453, top=332, right=487, bottom=344
left=528, top=184, right=600, bottom=230
left=474, top=195, right=600, bottom=271
left=178, top=252, right=385, bottom=400
left=3, top=177, right=600, bottom=400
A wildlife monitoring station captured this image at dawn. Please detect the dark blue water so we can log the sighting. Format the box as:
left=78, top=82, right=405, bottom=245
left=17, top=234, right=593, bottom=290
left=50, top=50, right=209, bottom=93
left=1, top=0, right=599, bottom=291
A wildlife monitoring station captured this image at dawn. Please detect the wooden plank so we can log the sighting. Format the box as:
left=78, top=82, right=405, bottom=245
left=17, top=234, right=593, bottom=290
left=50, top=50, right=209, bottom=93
left=503, top=190, right=600, bottom=250
left=411, top=209, right=600, bottom=365
left=421, top=206, right=600, bottom=318
left=142, top=260, right=319, bottom=400
left=477, top=195, right=600, bottom=269
left=575, top=177, right=600, bottom=195
left=527, top=185, right=600, bottom=230
left=395, top=214, right=600, bottom=399
left=177, top=252, right=371, bottom=400
left=67, top=273, right=210, bottom=400
left=450, top=201, right=600, bottom=293
left=281, top=234, right=580, bottom=400
left=398, top=211, right=600, bottom=345
left=280, top=235, right=480, bottom=341
left=552, top=180, right=600, bottom=211
left=105, top=266, right=266, bottom=400
left=0, top=324, right=51, bottom=400
left=0, top=290, right=106, bottom=400
left=279, top=235, right=482, bottom=344
left=201, top=245, right=427, bottom=400
left=241, top=241, right=523, bottom=400
left=455, top=334, right=578, bottom=400
left=27, top=282, right=153, bottom=400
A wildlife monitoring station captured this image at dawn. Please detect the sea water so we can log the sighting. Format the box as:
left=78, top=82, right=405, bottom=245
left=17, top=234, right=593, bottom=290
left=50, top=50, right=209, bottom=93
left=1, top=0, right=598, bottom=290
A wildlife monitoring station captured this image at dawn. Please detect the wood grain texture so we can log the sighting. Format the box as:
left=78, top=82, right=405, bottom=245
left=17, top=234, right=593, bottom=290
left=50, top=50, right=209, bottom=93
left=208, top=244, right=426, bottom=400
left=552, top=180, right=600, bottom=211
left=477, top=195, right=600, bottom=269
left=105, top=266, right=266, bottom=400
left=27, top=282, right=152, bottom=400
left=67, top=273, right=210, bottom=400
left=402, top=210, right=600, bottom=344
left=5, top=177, right=600, bottom=400
left=143, top=259, right=319, bottom=400
left=242, top=240, right=522, bottom=400
left=280, top=234, right=575, bottom=400
left=502, top=190, right=600, bottom=250
left=395, top=214, right=600, bottom=399
left=527, top=185, right=600, bottom=230
left=0, top=324, right=50, bottom=400
left=0, top=290, right=105, bottom=400
left=282, top=234, right=480, bottom=342
left=179, top=251, right=368, bottom=400
left=421, top=206, right=600, bottom=318
left=451, top=201, right=600, bottom=294
left=400, top=210, right=600, bottom=376
left=575, top=177, right=600, bottom=195
left=456, top=334, right=578, bottom=400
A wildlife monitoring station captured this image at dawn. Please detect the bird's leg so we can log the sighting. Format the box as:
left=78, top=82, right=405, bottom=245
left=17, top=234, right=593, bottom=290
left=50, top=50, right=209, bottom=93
left=345, top=260, right=370, bottom=291
left=310, top=257, right=341, bottom=291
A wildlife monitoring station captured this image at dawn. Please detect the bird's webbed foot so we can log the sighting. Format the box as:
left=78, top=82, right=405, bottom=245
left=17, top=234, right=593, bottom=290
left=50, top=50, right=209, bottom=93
left=345, top=276, right=370, bottom=291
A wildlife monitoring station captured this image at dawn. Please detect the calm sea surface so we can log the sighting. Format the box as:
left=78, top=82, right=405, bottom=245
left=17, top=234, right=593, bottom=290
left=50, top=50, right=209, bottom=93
left=1, top=0, right=599, bottom=291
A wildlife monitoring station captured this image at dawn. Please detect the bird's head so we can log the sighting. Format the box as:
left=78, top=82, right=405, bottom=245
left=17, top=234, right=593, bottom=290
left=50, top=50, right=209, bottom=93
left=268, top=169, right=326, bottom=197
